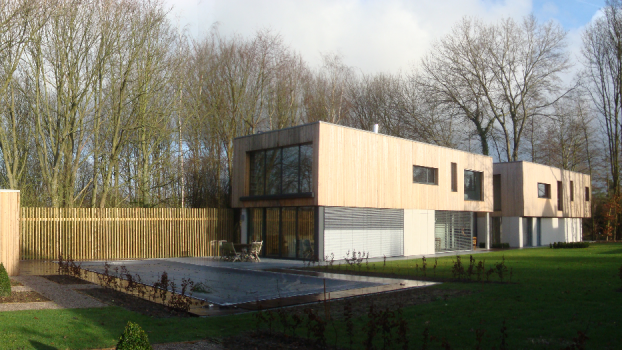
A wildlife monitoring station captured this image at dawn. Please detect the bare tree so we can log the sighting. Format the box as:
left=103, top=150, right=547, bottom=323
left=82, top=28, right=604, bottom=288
left=303, top=53, right=352, bottom=124
left=419, top=17, right=496, bottom=155
left=583, top=0, right=622, bottom=195
left=0, top=1, right=46, bottom=191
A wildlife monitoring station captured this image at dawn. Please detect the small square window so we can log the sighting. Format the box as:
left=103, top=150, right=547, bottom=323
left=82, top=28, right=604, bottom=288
left=413, top=165, right=437, bottom=185
left=538, top=183, right=551, bottom=199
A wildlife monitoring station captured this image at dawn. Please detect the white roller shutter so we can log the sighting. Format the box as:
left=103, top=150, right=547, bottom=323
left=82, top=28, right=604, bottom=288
left=324, top=207, right=404, bottom=260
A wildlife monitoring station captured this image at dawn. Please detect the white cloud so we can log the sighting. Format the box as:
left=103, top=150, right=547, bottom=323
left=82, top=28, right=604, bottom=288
left=165, top=0, right=597, bottom=74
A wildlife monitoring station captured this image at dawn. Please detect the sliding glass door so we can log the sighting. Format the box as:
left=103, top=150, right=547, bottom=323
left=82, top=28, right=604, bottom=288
left=247, top=207, right=315, bottom=259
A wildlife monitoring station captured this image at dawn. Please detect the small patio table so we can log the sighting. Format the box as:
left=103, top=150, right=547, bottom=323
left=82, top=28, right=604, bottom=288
left=234, top=243, right=251, bottom=254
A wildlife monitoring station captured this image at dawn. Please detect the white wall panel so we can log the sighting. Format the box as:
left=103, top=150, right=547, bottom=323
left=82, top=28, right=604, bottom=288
left=503, top=217, right=522, bottom=248
left=404, top=209, right=435, bottom=256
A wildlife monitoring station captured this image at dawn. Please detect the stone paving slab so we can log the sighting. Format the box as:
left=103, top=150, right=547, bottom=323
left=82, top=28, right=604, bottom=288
left=3, top=275, right=108, bottom=311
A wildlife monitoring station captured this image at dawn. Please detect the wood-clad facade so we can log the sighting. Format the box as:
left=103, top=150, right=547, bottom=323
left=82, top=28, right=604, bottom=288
left=232, top=122, right=494, bottom=260
left=0, top=190, right=20, bottom=275
left=232, top=122, right=493, bottom=212
left=492, top=161, right=591, bottom=219
left=232, top=123, right=592, bottom=259
left=491, top=162, right=591, bottom=248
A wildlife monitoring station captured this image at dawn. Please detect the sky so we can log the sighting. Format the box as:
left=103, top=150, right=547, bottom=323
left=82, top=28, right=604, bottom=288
left=164, top=0, right=606, bottom=74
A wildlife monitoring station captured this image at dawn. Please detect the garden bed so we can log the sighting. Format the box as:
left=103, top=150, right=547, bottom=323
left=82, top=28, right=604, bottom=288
left=0, top=291, right=49, bottom=303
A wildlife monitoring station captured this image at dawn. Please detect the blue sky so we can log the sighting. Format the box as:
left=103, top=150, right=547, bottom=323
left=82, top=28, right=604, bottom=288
left=533, top=0, right=603, bottom=29
left=166, top=0, right=607, bottom=73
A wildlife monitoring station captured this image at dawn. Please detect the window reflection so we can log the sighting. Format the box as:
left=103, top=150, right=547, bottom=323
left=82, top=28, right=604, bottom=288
left=464, top=170, right=482, bottom=201
left=249, top=152, right=265, bottom=196
left=265, top=149, right=281, bottom=195
left=248, top=144, right=313, bottom=196
left=300, top=144, right=313, bottom=193
left=282, top=146, right=299, bottom=194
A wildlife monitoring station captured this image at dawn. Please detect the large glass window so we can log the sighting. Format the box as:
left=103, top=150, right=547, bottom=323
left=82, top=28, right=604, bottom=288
left=464, top=170, right=482, bottom=201
left=282, top=208, right=297, bottom=258
left=265, top=208, right=280, bottom=257
left=298, top=207, right=315, bottom=259
left=247, top=207, right=315, bottom=259
left=248, top=144, right=313, bottom=197
left=300, top=144, right=313, bottom=193
left=265, top=149, right=281, bottom=195
left=249, top=152, right=265, bottom=196
left=413, top=165, right=437, bottom=185
left=282, top=146, right=299, bottom=194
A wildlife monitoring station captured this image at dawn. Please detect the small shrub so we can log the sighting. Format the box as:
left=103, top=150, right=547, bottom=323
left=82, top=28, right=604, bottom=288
left=494, top=256, right=508, bottom=282
left=116, top=321, right=152, bottom=350
left=451, top=256, right=465, bottom=279
left=492, top=243, right=510, bottom=249
left=551, top=242, right=590, bottom=249
left=476, top=260, right=485, bottom=282
left=0, top=263, right=10, bottom=297
left=466, top=255, right=476, bottom=280
left=479, top=242, right=485, bottom=248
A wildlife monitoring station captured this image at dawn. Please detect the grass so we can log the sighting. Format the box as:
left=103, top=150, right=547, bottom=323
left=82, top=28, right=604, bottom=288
left=317, top=243, right=622, bottom=349
left=0, top=306, right=254, bottom=349
left=1, top=243, right=622, bottom=349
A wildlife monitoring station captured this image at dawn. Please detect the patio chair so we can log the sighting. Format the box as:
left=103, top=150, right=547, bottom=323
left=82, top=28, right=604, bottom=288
left=220, top=242, right=242, bottom=262
left=301, top=239, right=314, bottom=259
left=249, top=241, right=263, bottom=262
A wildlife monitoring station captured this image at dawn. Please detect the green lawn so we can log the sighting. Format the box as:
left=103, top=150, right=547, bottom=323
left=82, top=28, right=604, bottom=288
left=320, top=243, right=622, bottom=349
left=1, top=243, right=621, bottom=349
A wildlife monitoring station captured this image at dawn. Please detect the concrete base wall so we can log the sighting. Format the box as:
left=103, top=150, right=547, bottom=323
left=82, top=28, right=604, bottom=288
left=500, top=217, right=583, bottom=247
left=503, top=217, right=523, bottom=248
left=403, top=209, right=435, bottom=256
left=558, top=218, right=582, bottom=243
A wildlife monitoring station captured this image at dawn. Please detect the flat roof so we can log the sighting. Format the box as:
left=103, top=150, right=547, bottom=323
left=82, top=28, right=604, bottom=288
left=234, top=121, right=493, bottom=160
left=493, top=160, right=590, bottom=176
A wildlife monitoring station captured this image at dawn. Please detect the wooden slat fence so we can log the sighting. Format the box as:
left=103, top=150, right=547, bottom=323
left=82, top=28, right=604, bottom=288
left=20, top=208, right=236, bottom=261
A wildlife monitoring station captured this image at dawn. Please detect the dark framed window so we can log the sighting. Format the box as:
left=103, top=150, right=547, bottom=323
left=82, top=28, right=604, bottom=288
left=538, top=183, right=551, bottom=198
left=248, top=144, right=313, bottom=197
left=585, top=187, right=590, bottom=201
left=413, top=165, right=437, bottom=185
left=464, top=170, right=483, bottom=201
left=451, top=162, right=457, bottom=192
left=493, top=174, right=501, bottom=211
left=557, top=181, right=563, bottom=211
left=570, top=181, right=574, bottom=201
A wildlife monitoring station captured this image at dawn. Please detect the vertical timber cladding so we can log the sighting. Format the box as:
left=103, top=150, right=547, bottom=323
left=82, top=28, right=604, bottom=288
left=434, top=211, right=473, bottom=252
left=324, top=207, right=404, bottom=260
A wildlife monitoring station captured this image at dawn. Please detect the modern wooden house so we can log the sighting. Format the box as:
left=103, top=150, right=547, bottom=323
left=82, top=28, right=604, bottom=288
left=232, top=121, right=494, bottom=260
left=489, top=161, right=591, bottom=248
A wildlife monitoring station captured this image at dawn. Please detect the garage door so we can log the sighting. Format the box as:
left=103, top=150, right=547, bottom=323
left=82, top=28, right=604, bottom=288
left=324, top=207, right=404, bottom=260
